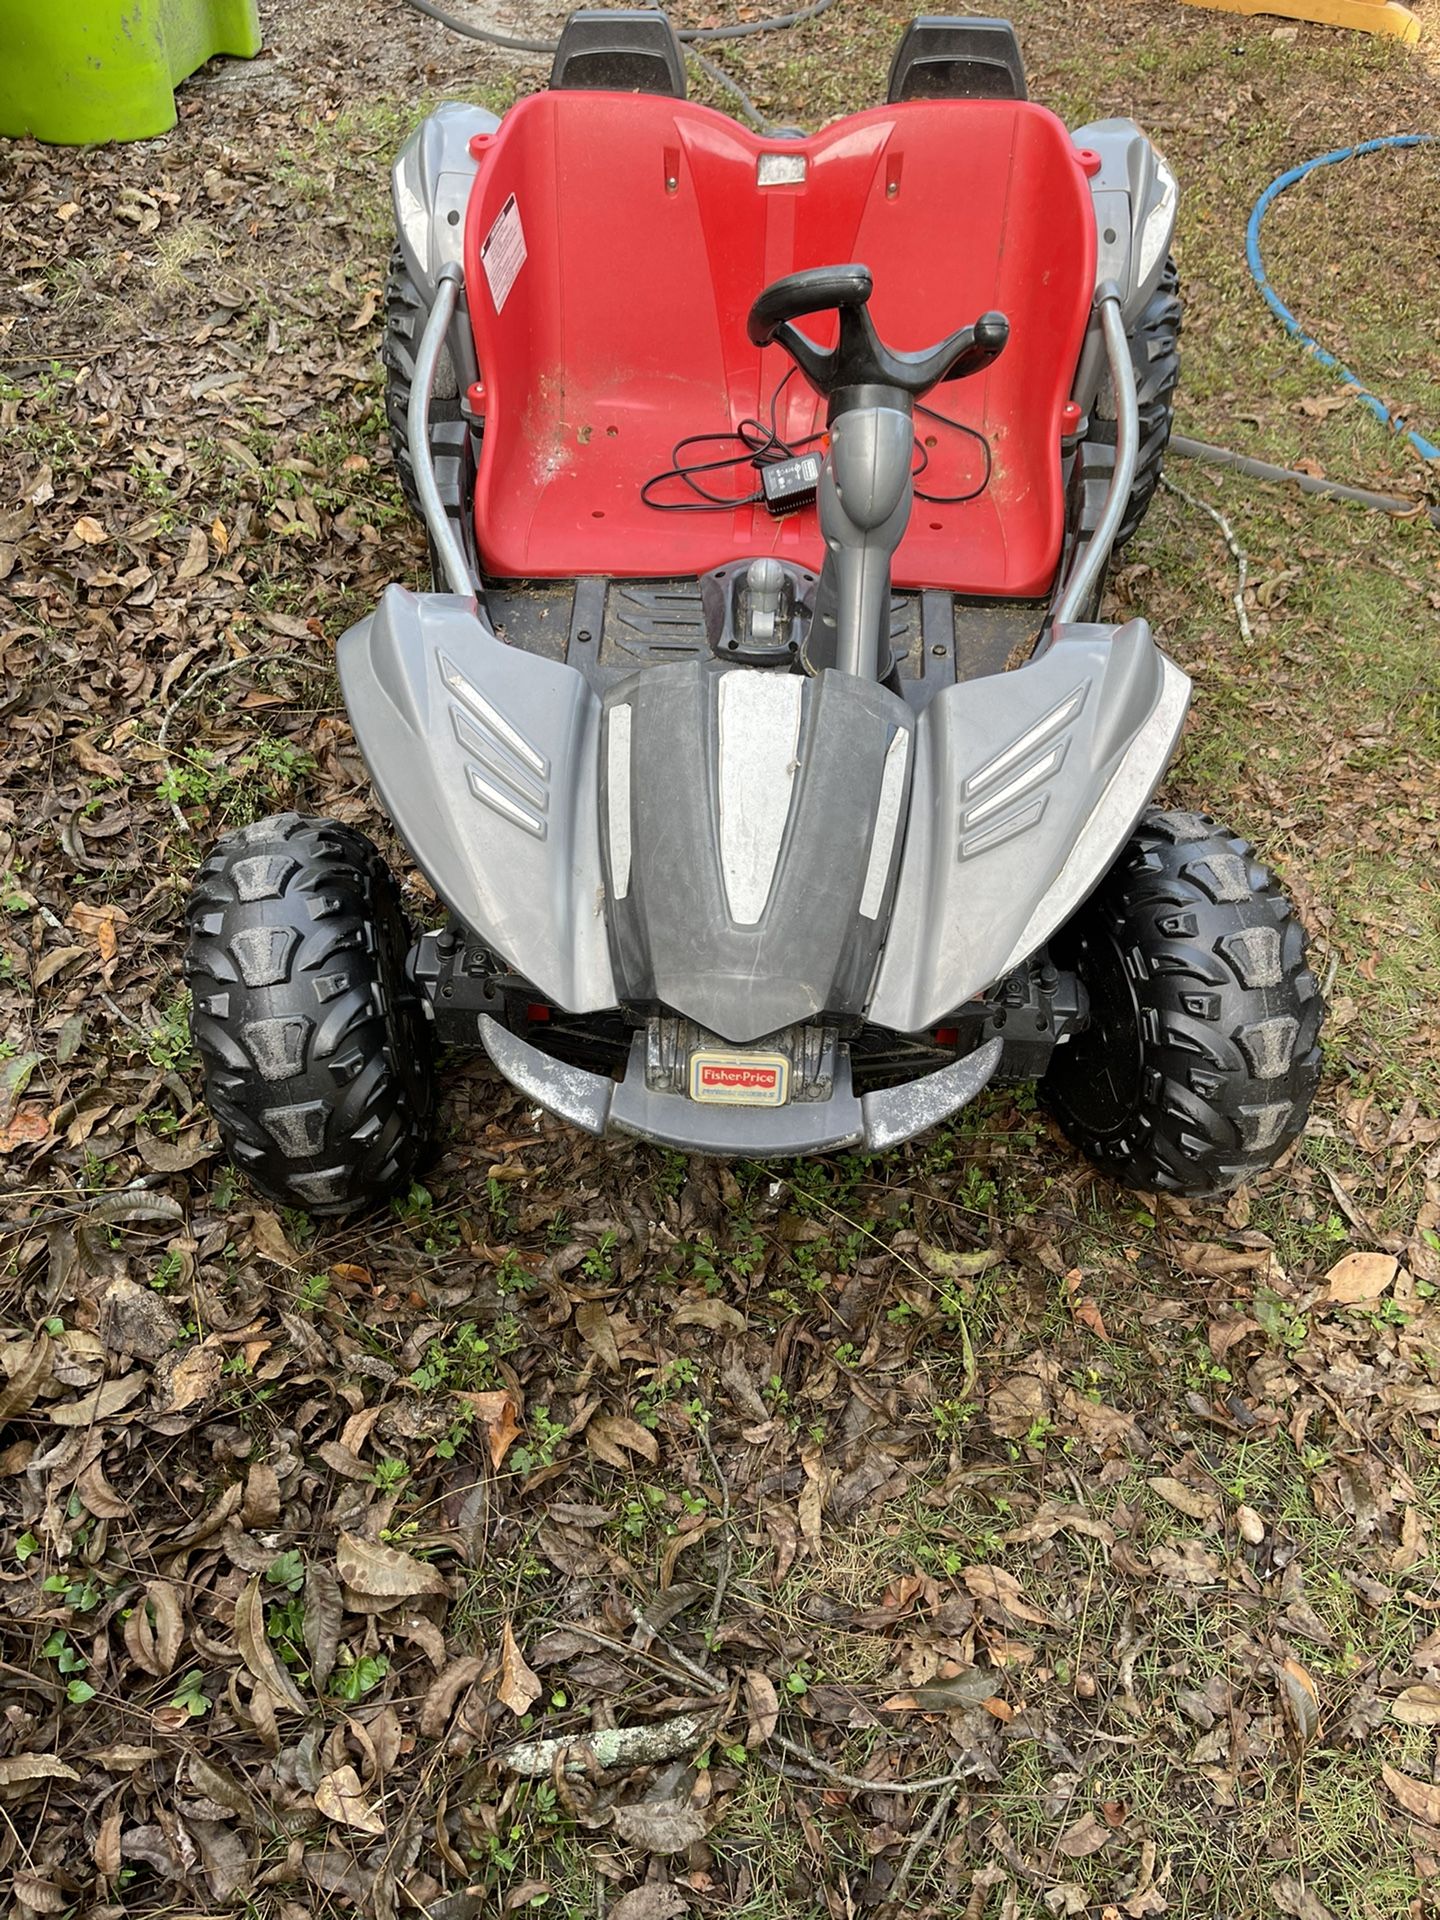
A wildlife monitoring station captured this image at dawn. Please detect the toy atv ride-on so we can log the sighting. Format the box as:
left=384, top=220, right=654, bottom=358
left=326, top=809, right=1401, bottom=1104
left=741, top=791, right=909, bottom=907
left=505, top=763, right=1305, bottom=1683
left=185, top=11, right=1321, bottom=1215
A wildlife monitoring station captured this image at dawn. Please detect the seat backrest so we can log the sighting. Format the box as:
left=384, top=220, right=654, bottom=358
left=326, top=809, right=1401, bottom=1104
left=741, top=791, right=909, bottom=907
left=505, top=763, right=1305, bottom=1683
left=462, top=90, right=1096, bottom=598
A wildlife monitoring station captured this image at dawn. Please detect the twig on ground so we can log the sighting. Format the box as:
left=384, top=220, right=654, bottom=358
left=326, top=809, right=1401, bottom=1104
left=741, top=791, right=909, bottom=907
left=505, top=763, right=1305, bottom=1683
left=891, top=1781, right=958, bottom=1906
left=98, top=990, right=146, bottom=1035
left=558, top=1622, right=727, bottom=1698
left=1161, top=473, right=1253, bottom=643
left=696, top=1408, right=733, bottom=1647
left=768, top=1733, right=970, bottom=1797
left=156, top=648, right=326, bottom=831
left=156, top=654, right=265, bottom=831
left=572, top=1618, right=968, bottom=1798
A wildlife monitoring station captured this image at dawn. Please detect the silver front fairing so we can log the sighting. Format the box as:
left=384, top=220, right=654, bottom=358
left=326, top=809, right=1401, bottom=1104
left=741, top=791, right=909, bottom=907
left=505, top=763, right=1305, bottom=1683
left=339, top=588, right=1188, bottom=1050
left=337, top=586, right=616, bottom=1014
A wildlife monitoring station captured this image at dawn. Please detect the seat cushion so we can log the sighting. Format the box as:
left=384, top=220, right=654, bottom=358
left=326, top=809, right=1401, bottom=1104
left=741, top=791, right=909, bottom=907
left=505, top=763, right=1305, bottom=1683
left=462, top=90, right=1096, bottom=598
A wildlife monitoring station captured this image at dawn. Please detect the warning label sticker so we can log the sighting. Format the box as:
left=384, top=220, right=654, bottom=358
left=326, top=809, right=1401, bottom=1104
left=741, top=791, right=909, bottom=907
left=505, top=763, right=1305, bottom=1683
left=480, top=193, right=527, bottom=313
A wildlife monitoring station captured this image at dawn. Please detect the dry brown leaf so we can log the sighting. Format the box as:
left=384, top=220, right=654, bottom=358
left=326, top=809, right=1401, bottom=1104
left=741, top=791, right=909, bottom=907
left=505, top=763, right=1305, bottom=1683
left=576, top=1300, right=622, bottom=1371
left=416, top=1651, right=485, bottom=1743
left=1071, top=1295, right=1109, bottom=1340
left=314, top=1440, right=372, bottom=1480
left=1149, top=1477, right=1221, bottom=1526
left=147, top=1579, right=185, bottom=1677
left=744, top=1670, right=780, bottom=1747
left=188, top=1752, right=250, bottom=1817
left=75, top=1454, right=132, bottom=1522
left=0, top=1333, right=53, bottom=1424
left=1324, top=1252, right=1399, bottom=1304
left=610, top=1889, right=687, bottom=1920
left=314, top=1763, right=385, bottom=1835
left=882, top=1669, right=999, bottom=1712
left=611, top=1800, right=707, bottom=1855
left=918, top=1242, right=1002, bottom=1279
left=1382, top=1763, right=1440, bottom=1824
left=960, top=1564, right=1055, bottom=1626
left=13, top=1874, right=66, bottom=1912
left=67, top=899, right=124, bottom=963
left=234, top=1575, right=306, bottom=1712
left=87, top=1745, right=161, bottom=1772
left=48, top=1371, right=146, bottom=1426
left=242, top=1462, right=281, bottom=1528
left=72, top=514, right=107, bottom=544
left=453, top=1388, right=523, bottom=1470
left=1002, top=1502, right=1116, bottom=1550
left=0, top=1106, right=49, bottom=1152
left=672, top=1297, right=747, bottom=1333
left=303, top=1562, right=343, bottom=1691
left=1280, top=1659, right=1321, bottom=1750
left=498, top=1623, right=542, bottom=1717
left=420, top=1656, right=485, bottom=1738
left=1272, top=1875, right=1336, bottom=1920
left=1392, top=1684, right=1440, bottom=1727
left=175, top=525, right=210, bottom=581
left=0, top=1755, right=81, bottom=1789
left=336, top=1531, right=447, bottom=1602
left=94, top=1801, right=123, bottom=1884
left=1057, top=1812, right=1111, bottom=1859
left=248, top=1208, right=302, bottom=1268
left=155, top=1342, right=224, bottom=1413
left=587, top=1413, right=659, bottom=1468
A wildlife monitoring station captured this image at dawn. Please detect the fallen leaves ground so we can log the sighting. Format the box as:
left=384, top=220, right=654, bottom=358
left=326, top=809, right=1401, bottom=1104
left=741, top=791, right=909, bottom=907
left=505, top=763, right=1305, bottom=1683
left=1, top=3, right=1439, bottom=1917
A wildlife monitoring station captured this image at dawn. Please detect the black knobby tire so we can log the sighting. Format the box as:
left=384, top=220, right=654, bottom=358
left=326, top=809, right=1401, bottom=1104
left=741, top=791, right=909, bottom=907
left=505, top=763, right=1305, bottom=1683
left=382, top=242, right=460, bottom=520
left=1089, top=254, right=1182, bottom=549
left=185, top=813, right=436, bottom=1216
left=1041, top=809, right=1322, bottom=1195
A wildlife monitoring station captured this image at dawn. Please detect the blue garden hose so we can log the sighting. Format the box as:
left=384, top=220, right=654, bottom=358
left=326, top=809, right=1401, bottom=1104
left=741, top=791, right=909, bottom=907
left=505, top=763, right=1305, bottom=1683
left=1246, top=134, right=1438, bottom=463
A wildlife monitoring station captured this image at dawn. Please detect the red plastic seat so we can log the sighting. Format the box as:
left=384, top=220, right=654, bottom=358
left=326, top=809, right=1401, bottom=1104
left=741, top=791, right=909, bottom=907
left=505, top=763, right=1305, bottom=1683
left=462, top=90, right=1096, bottom=599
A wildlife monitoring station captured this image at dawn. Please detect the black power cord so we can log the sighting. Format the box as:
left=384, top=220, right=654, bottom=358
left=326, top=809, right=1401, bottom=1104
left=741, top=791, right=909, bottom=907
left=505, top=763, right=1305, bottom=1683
left=641, top=367, right=993, bottom=513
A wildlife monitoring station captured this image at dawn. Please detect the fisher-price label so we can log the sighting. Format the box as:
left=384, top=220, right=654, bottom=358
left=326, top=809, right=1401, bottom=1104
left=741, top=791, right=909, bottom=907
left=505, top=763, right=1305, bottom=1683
left=481, top=194, right=527, bottom=313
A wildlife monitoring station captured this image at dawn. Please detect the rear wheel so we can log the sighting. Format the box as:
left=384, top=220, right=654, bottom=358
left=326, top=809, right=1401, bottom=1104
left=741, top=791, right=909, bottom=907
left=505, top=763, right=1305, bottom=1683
left=1041, top=809, right=1321, bottom=1194
left=1088, top=254, right=1182, bottom=549
left=185, top=813, right=436, bottom=1216
left=382, top=242, right=460, bottom=522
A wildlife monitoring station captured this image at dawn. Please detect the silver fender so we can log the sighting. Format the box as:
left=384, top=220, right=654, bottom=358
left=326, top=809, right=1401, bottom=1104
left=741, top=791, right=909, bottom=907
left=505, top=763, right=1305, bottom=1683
left=392, top=101, right=499, bottom=300
left=391, top=102, right=500, bottom=399
left=867, top=620, right=1190, bottom=1034
left=336, top=587, right=616, bottom=1013
left=1074, top=117, right=1178, bottom=326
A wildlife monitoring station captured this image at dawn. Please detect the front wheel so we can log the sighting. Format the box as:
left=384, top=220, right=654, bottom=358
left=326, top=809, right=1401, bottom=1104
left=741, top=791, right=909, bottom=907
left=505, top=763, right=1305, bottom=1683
left=1041, top=809, right=1322, bottom=1195
left=185, top=814, right=436, bottom=1216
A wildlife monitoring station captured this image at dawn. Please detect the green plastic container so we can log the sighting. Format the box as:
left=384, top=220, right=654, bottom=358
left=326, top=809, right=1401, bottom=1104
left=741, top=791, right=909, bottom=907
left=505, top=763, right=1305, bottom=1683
left=0, top=0, right=262, bottom=144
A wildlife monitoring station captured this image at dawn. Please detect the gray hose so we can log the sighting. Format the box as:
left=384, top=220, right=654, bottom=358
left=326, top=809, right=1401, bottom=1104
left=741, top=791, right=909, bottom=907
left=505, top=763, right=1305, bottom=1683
left=395, top=0, right=836, bottom=54
left=393, top=0, right=835, bottom=129
left=1170, top=434, right=1440, bottom=529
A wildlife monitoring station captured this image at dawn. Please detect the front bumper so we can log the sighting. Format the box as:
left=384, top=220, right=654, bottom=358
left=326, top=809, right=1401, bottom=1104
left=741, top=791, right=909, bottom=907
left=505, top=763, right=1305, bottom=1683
left=478, top=1016, right=1003, bottom=1156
